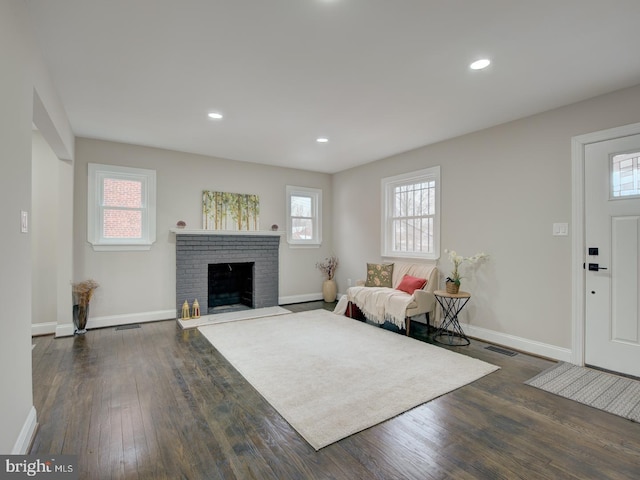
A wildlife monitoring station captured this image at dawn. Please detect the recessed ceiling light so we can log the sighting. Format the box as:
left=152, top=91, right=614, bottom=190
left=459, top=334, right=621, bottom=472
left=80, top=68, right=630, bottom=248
left=470, top=59, right=491, bottom=70
left=316, top=137, right=329, bottom=143
left=207, top=112, right=223, bottom=119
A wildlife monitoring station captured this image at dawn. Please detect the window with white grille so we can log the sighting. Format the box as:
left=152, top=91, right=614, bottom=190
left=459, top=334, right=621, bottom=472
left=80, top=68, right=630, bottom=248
left=612, top=151, right=640, bottom=198
left=382, top=167, right=440, bottom=259
left=88, top=163, right=156, bottom=251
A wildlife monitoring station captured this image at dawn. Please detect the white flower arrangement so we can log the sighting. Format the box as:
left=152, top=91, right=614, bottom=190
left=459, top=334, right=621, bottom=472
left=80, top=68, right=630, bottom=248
left=444, top=249, right=489, bottom=286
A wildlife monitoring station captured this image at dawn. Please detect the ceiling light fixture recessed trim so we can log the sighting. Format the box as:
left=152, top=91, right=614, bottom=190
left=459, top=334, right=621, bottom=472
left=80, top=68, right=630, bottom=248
left=316, top=137, right=329, bottom=143
left=207, top=112, right=223, bottom=119
left=470, top=58, right=491, bottom=70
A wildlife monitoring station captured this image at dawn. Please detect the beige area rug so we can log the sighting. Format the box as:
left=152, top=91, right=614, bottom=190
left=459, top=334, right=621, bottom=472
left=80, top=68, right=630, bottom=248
left=178, top=306, right=291, bottom=329
left=199, top=309, right=499, bottom=450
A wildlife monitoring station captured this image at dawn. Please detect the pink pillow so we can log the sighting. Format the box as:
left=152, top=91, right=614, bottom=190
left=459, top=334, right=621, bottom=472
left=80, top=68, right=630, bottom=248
left=396, top=274, right=427, bottom=294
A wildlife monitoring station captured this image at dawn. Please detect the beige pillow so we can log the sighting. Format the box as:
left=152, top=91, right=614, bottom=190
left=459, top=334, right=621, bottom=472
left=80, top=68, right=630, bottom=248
left=365, top=263, right=394, bottom=287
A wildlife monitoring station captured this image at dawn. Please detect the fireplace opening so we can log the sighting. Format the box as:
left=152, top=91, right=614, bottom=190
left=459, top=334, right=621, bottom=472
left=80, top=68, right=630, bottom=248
left=208, top=262, right=254, bottom=314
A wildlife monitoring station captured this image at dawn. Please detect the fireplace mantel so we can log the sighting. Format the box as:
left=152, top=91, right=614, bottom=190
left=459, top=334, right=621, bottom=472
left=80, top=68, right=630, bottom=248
left=170, top=228, right=283, bottom=237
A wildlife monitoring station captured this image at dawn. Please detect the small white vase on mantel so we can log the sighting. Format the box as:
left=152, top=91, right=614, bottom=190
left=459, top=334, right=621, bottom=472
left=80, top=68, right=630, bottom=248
left=322, top=278, right=337, bottom=302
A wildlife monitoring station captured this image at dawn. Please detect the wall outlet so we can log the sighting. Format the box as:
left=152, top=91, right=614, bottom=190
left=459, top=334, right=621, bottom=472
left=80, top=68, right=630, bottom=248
left=347, top=278, right=352, bottom=287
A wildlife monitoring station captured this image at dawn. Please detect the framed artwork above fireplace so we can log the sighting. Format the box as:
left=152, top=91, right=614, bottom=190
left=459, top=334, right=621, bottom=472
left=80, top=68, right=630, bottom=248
left=202, top=190, right=260, bottom=231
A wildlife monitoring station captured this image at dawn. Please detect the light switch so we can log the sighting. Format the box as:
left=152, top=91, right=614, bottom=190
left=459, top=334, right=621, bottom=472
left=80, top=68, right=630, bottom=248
left=553, top=222, right=568, bottom=236
left=21, top=211, right=28, bottom=233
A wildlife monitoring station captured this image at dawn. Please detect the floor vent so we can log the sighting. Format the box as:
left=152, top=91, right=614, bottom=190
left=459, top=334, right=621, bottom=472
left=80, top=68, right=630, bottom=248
left=485, top=345, right=517, bottom=356
left=115, top=324, right=141, bottom=331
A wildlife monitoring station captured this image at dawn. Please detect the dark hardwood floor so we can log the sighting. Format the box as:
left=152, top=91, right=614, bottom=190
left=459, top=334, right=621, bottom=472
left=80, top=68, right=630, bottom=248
left=31, top=302, right=640, bottom=479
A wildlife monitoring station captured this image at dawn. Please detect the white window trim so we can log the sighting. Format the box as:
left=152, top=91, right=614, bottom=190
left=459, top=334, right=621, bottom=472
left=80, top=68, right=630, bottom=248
left=381, top=166, right=440, bottom=260
left=286, top=185, right=322, bottom=247
left=87, top=163, right=157, bottom=251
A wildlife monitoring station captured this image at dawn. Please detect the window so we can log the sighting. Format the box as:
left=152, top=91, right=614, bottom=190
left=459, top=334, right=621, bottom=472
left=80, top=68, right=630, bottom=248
left=286, top=185, right=322, bottom=246
left=382, top=166, right=440, bottom=259
left=87, top=163, right=156, bottom=251
left=612, top=151, right=640, bottom=198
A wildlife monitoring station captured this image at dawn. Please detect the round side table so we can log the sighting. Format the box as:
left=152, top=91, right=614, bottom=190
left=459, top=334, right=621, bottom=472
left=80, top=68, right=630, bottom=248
left=433, top=289, right=471, bottom=346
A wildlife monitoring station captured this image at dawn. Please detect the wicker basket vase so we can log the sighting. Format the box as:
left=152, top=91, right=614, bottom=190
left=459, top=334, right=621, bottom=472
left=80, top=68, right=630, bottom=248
left=445, top=281, right=460, bottom=294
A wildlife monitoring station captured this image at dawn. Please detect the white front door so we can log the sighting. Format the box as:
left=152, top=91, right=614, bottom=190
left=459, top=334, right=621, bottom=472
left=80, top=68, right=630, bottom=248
left=585, top=134, right=640, bottom=377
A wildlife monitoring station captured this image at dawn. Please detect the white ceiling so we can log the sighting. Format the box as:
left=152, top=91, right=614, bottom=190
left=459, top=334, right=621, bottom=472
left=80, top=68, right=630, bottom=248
left=25, top=0, right=640, bottom=174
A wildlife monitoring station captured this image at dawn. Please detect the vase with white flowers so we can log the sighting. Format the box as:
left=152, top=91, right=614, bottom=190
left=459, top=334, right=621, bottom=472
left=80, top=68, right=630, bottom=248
left=444, top=249, right=488, bottom=294
left=316, top=255, right=339, bottom=302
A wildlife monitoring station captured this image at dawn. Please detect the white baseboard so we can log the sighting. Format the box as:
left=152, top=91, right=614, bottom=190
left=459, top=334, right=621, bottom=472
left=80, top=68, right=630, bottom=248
left=31, top=322, right=57, bottom=337
left=55, top=323, right=75, bottom=338
left=87, top=309, right=176, bottom=330
left=279, top=293, right=323, bottom=304
left=12, top=406, right=37, bottom=454
left=460, top=322, right=572, bottom=362
left=53, top=310, right=176, bottom=337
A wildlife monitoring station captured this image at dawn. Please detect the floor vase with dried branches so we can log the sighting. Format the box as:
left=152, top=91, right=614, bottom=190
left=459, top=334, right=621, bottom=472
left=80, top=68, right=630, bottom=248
left=72, top=279, right=98, bottom=335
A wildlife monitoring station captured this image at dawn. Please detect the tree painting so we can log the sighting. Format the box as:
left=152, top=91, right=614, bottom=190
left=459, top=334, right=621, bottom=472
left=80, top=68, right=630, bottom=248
left=202, top=191, right=259, bottom=231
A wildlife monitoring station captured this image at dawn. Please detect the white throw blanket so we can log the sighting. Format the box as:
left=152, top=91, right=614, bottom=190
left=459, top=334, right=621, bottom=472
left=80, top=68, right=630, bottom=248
left=337, top=286, right=415, bottom=328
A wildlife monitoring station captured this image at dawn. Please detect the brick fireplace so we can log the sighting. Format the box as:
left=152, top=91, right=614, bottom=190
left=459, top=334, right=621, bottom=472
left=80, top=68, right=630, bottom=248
left=175, top=232, right=280, bottom=317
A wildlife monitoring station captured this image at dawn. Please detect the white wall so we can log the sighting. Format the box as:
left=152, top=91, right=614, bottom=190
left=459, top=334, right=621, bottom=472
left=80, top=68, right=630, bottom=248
left=31, top=131, right=74, bottom=337
left=0, top=0, right=34, bottom=454
left=56, top=158, right=74, bottom=337
left=73, top=138, right=333, bottom=323
left=333, top=84, right=640, bottom=359
left=0, top=0, right=73, bottom=453
left=32, top=131, right=59, bottom=329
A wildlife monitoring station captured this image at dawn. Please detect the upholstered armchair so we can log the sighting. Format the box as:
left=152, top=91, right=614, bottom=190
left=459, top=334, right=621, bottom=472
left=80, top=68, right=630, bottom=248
left=341, top=262, right=439, bottom=336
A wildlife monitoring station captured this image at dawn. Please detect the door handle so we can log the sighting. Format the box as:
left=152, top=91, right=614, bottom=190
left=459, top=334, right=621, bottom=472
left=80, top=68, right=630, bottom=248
left=588, top=263, right=608, bottom=271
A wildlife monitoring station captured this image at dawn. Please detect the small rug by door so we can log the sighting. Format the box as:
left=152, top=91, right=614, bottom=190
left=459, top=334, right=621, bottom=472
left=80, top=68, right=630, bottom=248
left=525, top=362, right=640, bottom=423
left=199, top=309, right=499, bottom=450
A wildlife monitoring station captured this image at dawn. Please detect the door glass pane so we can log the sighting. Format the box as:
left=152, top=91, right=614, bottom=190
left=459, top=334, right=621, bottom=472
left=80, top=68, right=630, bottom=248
left=612, top=152, right=640, bottom=198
